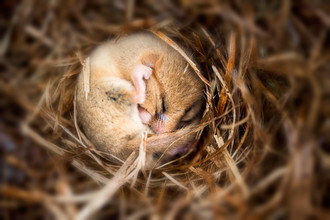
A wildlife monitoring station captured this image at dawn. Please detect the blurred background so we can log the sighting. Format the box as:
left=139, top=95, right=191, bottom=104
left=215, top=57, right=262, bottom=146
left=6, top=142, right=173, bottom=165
left=1, top=0, right=329, bottom=219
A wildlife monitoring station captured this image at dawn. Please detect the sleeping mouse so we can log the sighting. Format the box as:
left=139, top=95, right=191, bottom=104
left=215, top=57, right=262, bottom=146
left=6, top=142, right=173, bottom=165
left=76, top=31, right=204, bottom=168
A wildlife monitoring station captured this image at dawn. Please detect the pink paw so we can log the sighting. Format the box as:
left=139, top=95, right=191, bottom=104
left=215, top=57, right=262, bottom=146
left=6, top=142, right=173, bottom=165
left=138, top=106, right=152, bottom=124
left=168, top=142, right=193, bottom=156
left=131, top=64, right=152, bottom=104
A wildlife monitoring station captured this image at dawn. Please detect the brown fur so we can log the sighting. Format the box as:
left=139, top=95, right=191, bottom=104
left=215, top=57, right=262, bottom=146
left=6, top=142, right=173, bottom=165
left=76, top=32, right=204, bottom=167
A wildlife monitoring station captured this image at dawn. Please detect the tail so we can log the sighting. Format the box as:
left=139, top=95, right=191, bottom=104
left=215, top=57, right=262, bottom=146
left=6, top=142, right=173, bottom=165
left=128, top=126, right=199, bottom=154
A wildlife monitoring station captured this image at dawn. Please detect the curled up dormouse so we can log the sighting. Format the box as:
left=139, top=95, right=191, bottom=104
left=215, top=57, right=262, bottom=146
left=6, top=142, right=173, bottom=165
left=76, top=31, right=205, bottom=168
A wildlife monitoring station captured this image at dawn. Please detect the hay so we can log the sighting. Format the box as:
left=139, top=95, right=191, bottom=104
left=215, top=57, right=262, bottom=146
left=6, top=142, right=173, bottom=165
left=1, top=0, right=329, bottom=219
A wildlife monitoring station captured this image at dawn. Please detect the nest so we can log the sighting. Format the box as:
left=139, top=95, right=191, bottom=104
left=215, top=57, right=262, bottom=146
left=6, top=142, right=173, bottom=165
left=1, top=0, right=329, bottom=219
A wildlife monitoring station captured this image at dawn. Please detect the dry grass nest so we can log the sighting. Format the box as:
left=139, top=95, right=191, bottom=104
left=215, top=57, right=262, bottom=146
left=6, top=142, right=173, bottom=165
left=1, top=0, right=330, bottom=219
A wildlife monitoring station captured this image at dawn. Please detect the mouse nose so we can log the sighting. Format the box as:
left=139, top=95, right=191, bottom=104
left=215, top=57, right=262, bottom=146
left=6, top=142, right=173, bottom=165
left=151, top=113, right=166, bottom=134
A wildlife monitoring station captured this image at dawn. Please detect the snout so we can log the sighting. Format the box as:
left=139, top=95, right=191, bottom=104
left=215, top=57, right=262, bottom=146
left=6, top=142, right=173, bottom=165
left=151, top=113, right=166, bottom=134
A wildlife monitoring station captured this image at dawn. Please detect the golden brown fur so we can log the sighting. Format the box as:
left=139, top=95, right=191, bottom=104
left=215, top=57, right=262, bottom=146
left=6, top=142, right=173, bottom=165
left=76, top=31, right=204, bottom=167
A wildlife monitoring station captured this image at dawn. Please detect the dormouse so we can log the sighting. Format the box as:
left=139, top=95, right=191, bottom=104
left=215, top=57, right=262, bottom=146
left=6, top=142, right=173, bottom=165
left=76, top=31, right=204, bottom=167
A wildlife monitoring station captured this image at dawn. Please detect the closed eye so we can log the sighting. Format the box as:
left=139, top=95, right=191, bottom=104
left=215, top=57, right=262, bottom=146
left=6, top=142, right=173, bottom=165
left=161, top=96, right=166, bottom=113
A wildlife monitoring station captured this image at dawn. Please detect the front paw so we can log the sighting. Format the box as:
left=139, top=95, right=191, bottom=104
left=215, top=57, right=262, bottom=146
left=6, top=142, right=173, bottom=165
left=138, top=105, right=152, bottom=124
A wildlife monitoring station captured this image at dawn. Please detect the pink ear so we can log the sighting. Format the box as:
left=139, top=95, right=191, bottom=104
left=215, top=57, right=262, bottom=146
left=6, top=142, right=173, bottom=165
left=141, top=52, right=163, bottom=69
left=131, top=64, right=152, bottom=104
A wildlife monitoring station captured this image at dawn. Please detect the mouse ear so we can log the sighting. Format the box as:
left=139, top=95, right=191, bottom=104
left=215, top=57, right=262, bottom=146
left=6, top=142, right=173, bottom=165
left=140, top=52, right=163, bottom=70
